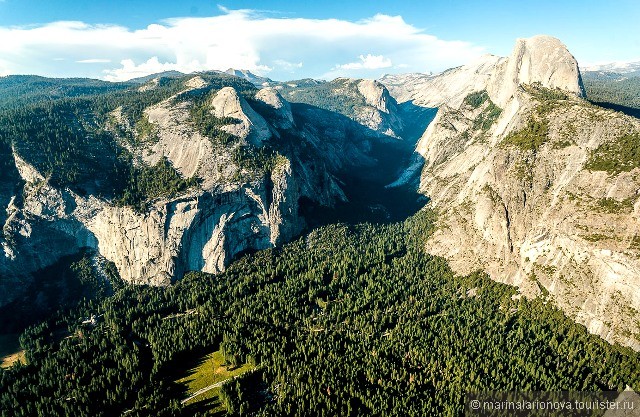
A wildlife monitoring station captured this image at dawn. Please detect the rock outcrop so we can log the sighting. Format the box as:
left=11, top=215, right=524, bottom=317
left=276, top=78, right=408, bottom=140
left=381, top=54, right=504, bottom=109
left=382, top=36, right=584, bottom=110
left=385, top=35, right=640, bottom=349
left=85, top=166, right=300, bottom=285
left=0, top=73, right=399, bottom=309
left=355, top=79, right=405, bottom=138
left=491, top=35, right=585, bottom=104
left=210, top=86, right=272, bottom=146
left=255, top=88, right=295, bottom=130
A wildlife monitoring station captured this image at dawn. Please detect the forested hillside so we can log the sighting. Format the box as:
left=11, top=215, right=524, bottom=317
left=1, top=210, right=638, bottom=417
left=582, top=71, right=640, bottom=118
left=277, top=79, right=367, bottom=119
left=0, top=73, right=283, bottom=329
left=0, top=76, right=131, bottom=109
left=0, top=70, right=427, bottom=338
left=0, top=74, right=191, bottom=196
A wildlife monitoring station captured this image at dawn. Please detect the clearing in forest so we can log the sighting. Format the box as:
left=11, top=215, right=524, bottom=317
left=0, top=334, right=26, bottom=368
left=174, top=349, right=255, bottom=412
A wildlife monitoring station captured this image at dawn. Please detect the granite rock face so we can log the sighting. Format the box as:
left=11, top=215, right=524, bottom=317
left=85, top=165, right=300, bottom=286
left=0, top=74, right=389, bottom=307
left=276, top=77, right=408, bottom=140
left=382, top=35, right=584, bottom=110
left=384, top=35, right=640, bottom=349
left=210, top=86, right=272, bottom=146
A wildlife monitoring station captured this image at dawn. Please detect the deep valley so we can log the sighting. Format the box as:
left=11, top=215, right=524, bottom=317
left=1, top=33, right=640, bottom=417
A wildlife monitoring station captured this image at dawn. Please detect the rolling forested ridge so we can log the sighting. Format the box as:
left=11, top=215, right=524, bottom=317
left=1, top=211, right=639, bottom=416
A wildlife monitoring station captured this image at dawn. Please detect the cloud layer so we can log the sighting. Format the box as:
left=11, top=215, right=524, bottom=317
left=335, top=54, right=392, bottom=71
left=0, top=8, right=485, bottom=81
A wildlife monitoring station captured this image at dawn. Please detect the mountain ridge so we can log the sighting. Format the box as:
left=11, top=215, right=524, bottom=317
left=1, top=35, right=639, bottom=351
left=381, top=34, right=640, bottom=349
left=582, top=60, right=640, bottom=74
left=0, top=70, right=423, bottom=324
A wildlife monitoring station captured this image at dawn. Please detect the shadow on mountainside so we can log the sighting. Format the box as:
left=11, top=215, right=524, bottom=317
left=590, top=101, right=640, bottom=119
left=299, top=140, right=429, bottom=227
left=289, top=100, right=435, bottom=228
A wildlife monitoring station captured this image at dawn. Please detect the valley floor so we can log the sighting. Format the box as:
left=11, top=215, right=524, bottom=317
left=175, top=349, right=255, bottom=411
left=1, top=210, right=638, bottom=417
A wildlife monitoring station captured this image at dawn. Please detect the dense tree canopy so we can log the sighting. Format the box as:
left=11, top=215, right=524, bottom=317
left=583, top=72, right=640, bottom=118
left=1, top=210, right=638, bottom=416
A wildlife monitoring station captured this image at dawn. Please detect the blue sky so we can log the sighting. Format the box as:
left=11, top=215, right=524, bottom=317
left=0, top=0, right=638, bottom=81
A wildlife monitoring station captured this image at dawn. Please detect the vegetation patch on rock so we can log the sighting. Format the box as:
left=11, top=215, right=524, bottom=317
left=501, top=116, right=549, bottom=151
left=115, top=156, right=199, bottom=212
left=463, top=90, right=489, bottom=109
left=463, top=90, right=502, bottom=132
left=189, top=100, right=239, bottom=146
left=585, top=132, right=640, bottom=174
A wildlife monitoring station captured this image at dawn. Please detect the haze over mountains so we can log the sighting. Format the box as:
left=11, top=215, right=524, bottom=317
left=1, top=32, right=640, bottom=416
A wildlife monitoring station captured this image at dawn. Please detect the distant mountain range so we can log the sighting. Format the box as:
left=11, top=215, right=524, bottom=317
left=126, top=68, right=276, bottom=87
left=582, top=60, right=640, bottom=75
left=223, top=68, right=274, bottom=86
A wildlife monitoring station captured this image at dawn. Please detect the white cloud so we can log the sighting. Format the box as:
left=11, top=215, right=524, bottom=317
left=335, top=54, right=392, bottom=70
left=0, top=9, right=486, bottom=81
left=274, top=59, right=303, bottom=72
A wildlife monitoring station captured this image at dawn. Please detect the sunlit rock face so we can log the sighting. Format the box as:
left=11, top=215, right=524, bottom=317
left=383, top=35, right=640, bottom=350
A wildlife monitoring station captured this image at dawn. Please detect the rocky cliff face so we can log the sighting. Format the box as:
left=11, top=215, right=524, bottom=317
left=0, top=73, right=391, bottom=308
left=209, top=86, right=272, bottom=146
left=2, top=148, right=304, bottom=301
left=276, top=77, right=411, bottom=140
left=382, top=55, right=504, bottom=109
left=84, top=166, right=299, bottom=285
left=384, top=35, right=640, bottom=349
left=382, top=36, right=584, bottom=110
